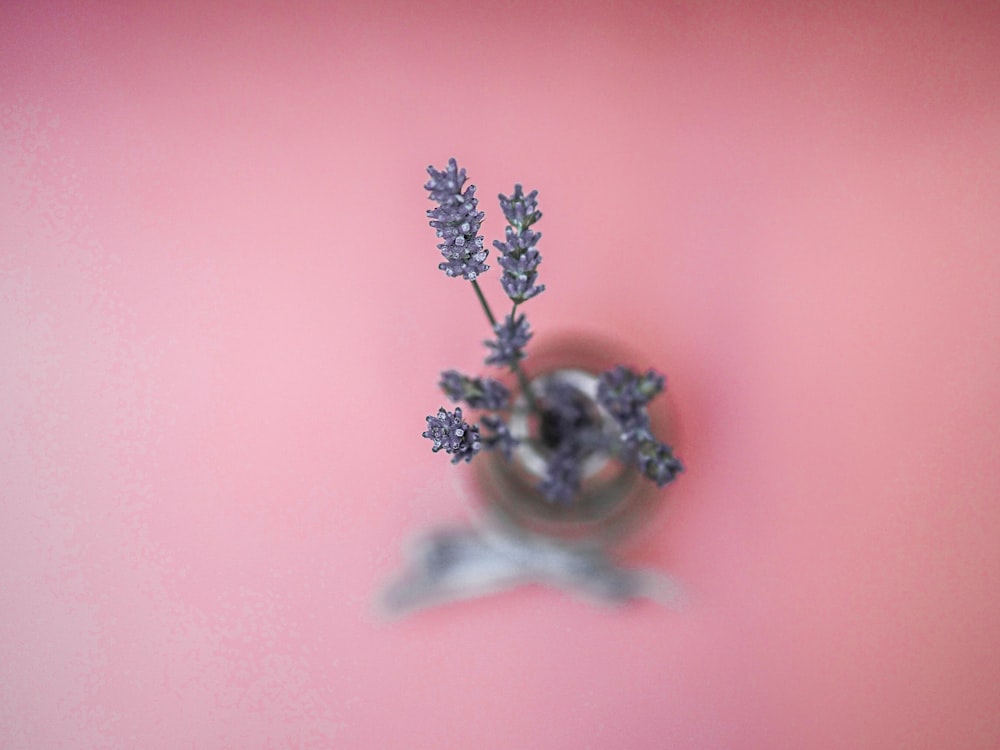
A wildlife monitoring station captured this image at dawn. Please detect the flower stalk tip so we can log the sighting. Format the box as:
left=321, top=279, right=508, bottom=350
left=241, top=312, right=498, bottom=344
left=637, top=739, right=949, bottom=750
left=425, top=158, right=489, bottom=281
left=422, top=407, right=482, bottom=464
left=484, top=313, right=532, bottom=368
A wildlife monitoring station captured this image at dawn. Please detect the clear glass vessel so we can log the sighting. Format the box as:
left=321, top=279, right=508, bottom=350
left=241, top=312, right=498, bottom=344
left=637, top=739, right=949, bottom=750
left=470, top=334, right=679, bottom=550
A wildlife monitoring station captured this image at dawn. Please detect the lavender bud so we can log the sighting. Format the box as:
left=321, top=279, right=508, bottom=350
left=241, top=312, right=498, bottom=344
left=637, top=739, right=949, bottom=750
left=494, top=226, right=546, bottom=303
left=623, top=428, right=683, bottom=487
left=426, top=158, right=489, bottom=281
left=497, top=184, right=542, bottom=229
left=596, top=365, right=665, bottom=432
left=439, top=370, right=510, bottom=411
left=484, top=313, right=532, bottom=368
left=422, top=407, right=482, bottom=464
left=494, top=186, right=546, bottom=303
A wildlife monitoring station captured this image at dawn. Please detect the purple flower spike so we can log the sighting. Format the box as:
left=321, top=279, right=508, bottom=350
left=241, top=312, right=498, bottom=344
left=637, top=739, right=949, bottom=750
left=439, top=370, right=510, bottom=411
left=494, top=226, right=546, bottom=303
left=494, top=185, right=545, bottom=304
left=497, top=184, right=542, bottom=229
left=484, top=313, right=532, bottom=368
left=596, top=366, right=665, bottom=432
left=422, top=407, right=482, bottom=464
left=426, top=159, right=489, bottom=281
left=623, top=428, right=683, bottom=487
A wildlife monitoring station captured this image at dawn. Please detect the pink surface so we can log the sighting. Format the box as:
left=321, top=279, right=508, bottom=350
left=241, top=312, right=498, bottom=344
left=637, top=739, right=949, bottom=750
left=3, top=1, right=1000, bottom=747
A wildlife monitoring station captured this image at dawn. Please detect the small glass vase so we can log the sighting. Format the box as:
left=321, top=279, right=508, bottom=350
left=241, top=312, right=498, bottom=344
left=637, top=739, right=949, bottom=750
left=468, top=333, right=678, bottom=550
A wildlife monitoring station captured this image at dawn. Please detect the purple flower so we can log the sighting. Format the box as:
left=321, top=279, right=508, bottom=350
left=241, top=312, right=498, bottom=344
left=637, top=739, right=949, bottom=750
left=426, top=159, right=489, bottom=281
left=494, top=227, right=546, bottom=303
left=596, top=366, right=665, bottom=432
left=480, top=414, right=519, bottom=459
left=484, top=313, right=532, bottom=368
left=623, top=428, right=683, bottom=487
left=600, top=369, right=681, bottom=489
left=439, top=370, right=510, bottom=411
left=493, top=185, right=545, bottom=303
left=497, top=184, right=541, bottom=229
left=422, top=407, right=482, bottom=464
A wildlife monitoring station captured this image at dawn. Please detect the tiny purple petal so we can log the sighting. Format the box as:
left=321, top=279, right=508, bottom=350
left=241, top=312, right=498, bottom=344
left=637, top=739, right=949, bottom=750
left=426, top=159, right=489, bottom=281
left=494, top=185, right=545, bottom=303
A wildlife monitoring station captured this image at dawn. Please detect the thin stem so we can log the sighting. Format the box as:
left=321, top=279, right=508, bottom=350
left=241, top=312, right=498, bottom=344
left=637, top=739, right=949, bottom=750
left=471, top=279, right=496, bottom=327
left=470, top=280, right=541, bottom=415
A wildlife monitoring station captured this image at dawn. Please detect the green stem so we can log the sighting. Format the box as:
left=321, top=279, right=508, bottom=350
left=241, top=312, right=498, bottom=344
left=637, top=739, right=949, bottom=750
left=471, top=279, right=497, bottom=327
left=470, top=280, right=540, bottom=415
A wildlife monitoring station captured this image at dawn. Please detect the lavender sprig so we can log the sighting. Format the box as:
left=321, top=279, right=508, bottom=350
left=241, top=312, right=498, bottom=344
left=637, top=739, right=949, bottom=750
left=439, top=370, right=510, bottom=411
left=498, top=184, right=541, bottom=228
left=485, top=313, right=532, bottom=368
left=596, top=366, right=665, bottom=432
left=422, top=407, right=482, bottom=464
left=425, top=159, right=541, bottom=413
left=598, top=367, right=684, bottom=488
left=494, top=185, right=545, bottom=303
left=425, top=159, right=489, bottom=281
left=623, top=428, right=684, bottom=487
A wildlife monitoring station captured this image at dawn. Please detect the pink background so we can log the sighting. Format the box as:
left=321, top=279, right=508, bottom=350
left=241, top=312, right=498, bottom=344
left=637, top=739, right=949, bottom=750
left=3, top=1, right=999, bottom=747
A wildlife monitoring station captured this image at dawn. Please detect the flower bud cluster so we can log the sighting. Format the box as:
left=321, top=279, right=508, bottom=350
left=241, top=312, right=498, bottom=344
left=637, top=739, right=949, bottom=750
left=484, top=314, right=532, bottom=368
left=598, top=366, right=683, bottom=487
left=422, top=407, right=482, bottom=464
left=596, top=366, right=665, bottom=431
left=425, top=159, right=489, bottom=281
left=624, top=428, right=684, bottom=487
left=494, top=185, right=546, bottom=303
